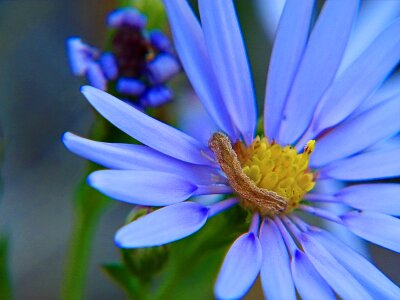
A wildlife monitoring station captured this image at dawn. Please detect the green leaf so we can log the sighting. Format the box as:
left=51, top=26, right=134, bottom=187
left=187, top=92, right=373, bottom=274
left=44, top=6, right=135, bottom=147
left=102, top=263, right=142, bottom=299
left=154, top=206, right=249, bottom=300
left=0, top=236, right=12, bottom=300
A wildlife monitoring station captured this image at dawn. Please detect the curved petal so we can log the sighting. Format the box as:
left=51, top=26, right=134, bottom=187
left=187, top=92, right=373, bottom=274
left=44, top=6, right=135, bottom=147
left=310, top=228, right=400, bottom=299
left=313, top=18, right=400, bottom=134
left=291, top=250, right=336, bottom=300
left=341, top=211, right=400, bottom=253
left=81, top=86, right=211, bottom=165
left=162, top=0, right=235, bottom=138
left=311, top=94, right=400, bottom=167
left=338, top=0, right=400, bottom=74
left=264, top=0, right=315, bottom=141
left=88, top=170, right=197, bottom=206
left=300, top=233, right=372, bottom=300
left=358, top=72, right=400, bottom=114
left=199, top=0, right=256, bottom=144
left=115, top=202, right=208, bottom=248
left=336, top=184, right=400, bottom=216
left=255, top=0, right=286, bottom=40
left=259, top=218, right=296, bottom=300
left=277, top=0, right=359, bottom=145
left=215, top=232, right=262, bottom=300
left=63, top=132, right=222, bottom=185
left=320, top=147, right=400, bottom=181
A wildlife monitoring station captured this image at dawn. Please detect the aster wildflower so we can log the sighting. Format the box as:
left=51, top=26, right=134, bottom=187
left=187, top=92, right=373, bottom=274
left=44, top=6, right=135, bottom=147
left=67, top=7, right=180, bottom=108
left=64, top=0, right=400, bottom=299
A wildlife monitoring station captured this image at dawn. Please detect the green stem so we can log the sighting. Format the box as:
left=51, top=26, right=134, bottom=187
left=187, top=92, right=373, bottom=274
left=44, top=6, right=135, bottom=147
left=61, top=201, right=102, bottom=300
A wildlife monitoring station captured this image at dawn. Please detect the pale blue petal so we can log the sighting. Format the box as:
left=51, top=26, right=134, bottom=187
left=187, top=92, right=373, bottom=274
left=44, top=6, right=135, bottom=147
left=177, top=92, right=218, bottom=146
left=115, top=202, right=208, bottom=248
left=366, top=134, right=400, bottom=153
left=336, top=184, right=400, bottom=216
left=313, top=18, right=400, bottom=134
left=259, top=218, right=296, bottom=300
left=358, top=71, right=400, bottom=114
left=86, top=62, right=107, bottom=91
left=88, top=170, right=197, bottom=206
left=278, top=0, right=359, bottom=145
left=300, top=233, right=372, bottom=300
left=255, top=0, right=286, bottom=40
left=163, top=0, right=235, bottom=139
left=341, top=211, right=400, bottom=252
left=338, top=0, right=400, bottom=74
left=62, top=132, right=222, bottom=185
left=310, top=228, right=400, bottom=299
left=291, top=250, right=336, bottom=300
left=81, top=86, right=211, bottom=165
left=215, top=233, right=262, bottom=300
left=264, top=0, right=315, bottom=141
left=311, top=94, right=400, bottom=168
left=321, top=147, right=400, bottom=181
left=199, top=0, right=256, bottom=144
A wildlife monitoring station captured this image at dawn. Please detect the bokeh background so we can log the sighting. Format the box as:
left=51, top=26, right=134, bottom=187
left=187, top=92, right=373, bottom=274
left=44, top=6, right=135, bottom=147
left=0, top=0, right=398, bottom=299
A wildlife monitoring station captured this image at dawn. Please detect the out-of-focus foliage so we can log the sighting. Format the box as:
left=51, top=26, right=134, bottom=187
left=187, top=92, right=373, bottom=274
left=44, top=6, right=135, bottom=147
left=118, top=0, right=167, bottom=30
left=0, top=236, right=12, bottom=300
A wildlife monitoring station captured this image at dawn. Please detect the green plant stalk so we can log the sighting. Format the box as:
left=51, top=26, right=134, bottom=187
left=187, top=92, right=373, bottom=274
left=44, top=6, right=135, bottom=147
left=61, top=193, right=107, bottom=300
left=0, top=236, right=12, bottom=300
left=61, top=118, right=112, bottom=300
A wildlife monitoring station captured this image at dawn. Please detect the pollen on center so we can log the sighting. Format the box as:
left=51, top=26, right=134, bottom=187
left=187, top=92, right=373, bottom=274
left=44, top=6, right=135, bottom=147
left=234, top=137, right=316, bottom=213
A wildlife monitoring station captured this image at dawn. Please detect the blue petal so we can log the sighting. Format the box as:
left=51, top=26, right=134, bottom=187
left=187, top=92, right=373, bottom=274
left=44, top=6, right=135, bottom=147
left=310, top=228, right=400, bottom=299
left=255, top=0, right=286, bottom=40
left=116, top=78, right=146, bottom=96
left=300, top=233, right=372, bottom=300
left=149, top=30, right=172, bottom=52
left=107, top=7, right=147, bottom=29
left=336, top=184, right=400, bottom=216
left=264, top=0, right=315, bottom=141
left=278, top=0, right=359, bottom=145
left=291, top=250, right=336, bottom=300
left=357, top=77, right=400, bottom=115
left=215, top=232, right=262, bottom=300
left=66, top=37, right=98, bottom=76
left=86, top=62, right=107, bottom=91
left=313, top=18, right=400, bottom=134
left=99, top=52, right=118, bottom=80
left=81, top=86, right=211, bottom=165
left=198, top=0, right=256, bottom=144
left=321, top=147, right=400, bottom=181
left=140, top=85, right=172, bottom=107
left=341, top=211, right=400, bottom=253
left=115, top=202, right=208, bottom=248
left=163, top=0, right=235, bottom=139
left=88, top=170, right=197, bottom=206
left=311, top=94, right=400, bottom=168
left=338, top=0, right=400, bottom=74
left=62, top=132, right=222, bottom=185
left=147, top=53, right=180, bottom=84
left=259, top=219, right=296, bottom=300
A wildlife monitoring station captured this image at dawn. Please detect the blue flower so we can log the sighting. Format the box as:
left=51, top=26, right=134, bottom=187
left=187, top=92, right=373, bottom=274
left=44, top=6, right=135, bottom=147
left=66, top=7, right=180, bottom=108
left=64, top=0, right=400, bottom=299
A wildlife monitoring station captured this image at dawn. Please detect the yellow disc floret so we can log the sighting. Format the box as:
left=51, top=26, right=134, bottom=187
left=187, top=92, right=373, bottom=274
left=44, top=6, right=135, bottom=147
left=234, top=137, right=316, bottom=213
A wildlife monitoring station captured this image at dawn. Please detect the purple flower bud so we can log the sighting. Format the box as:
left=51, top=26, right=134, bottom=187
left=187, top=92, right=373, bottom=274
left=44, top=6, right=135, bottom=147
left=116, top=78, right=146, bottom=96
left=86, top=62, right=107, bottom=91
left=149, top=30, right=172, bottom=52
left=140, top=85, right=172, bottom=107
left=147, top=54, right=180, bottom=84
left=107, top=8, right=147, bottom=29
left=67, top=37, right=98, bottom=76
left=100, top=52, right=118, bottom=80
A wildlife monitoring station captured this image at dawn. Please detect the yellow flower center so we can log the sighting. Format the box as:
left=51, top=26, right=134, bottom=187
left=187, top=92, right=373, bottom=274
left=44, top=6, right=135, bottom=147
left=208, top=132, right=316, bottom=216
left=235, top=137, right=316, bottom=214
